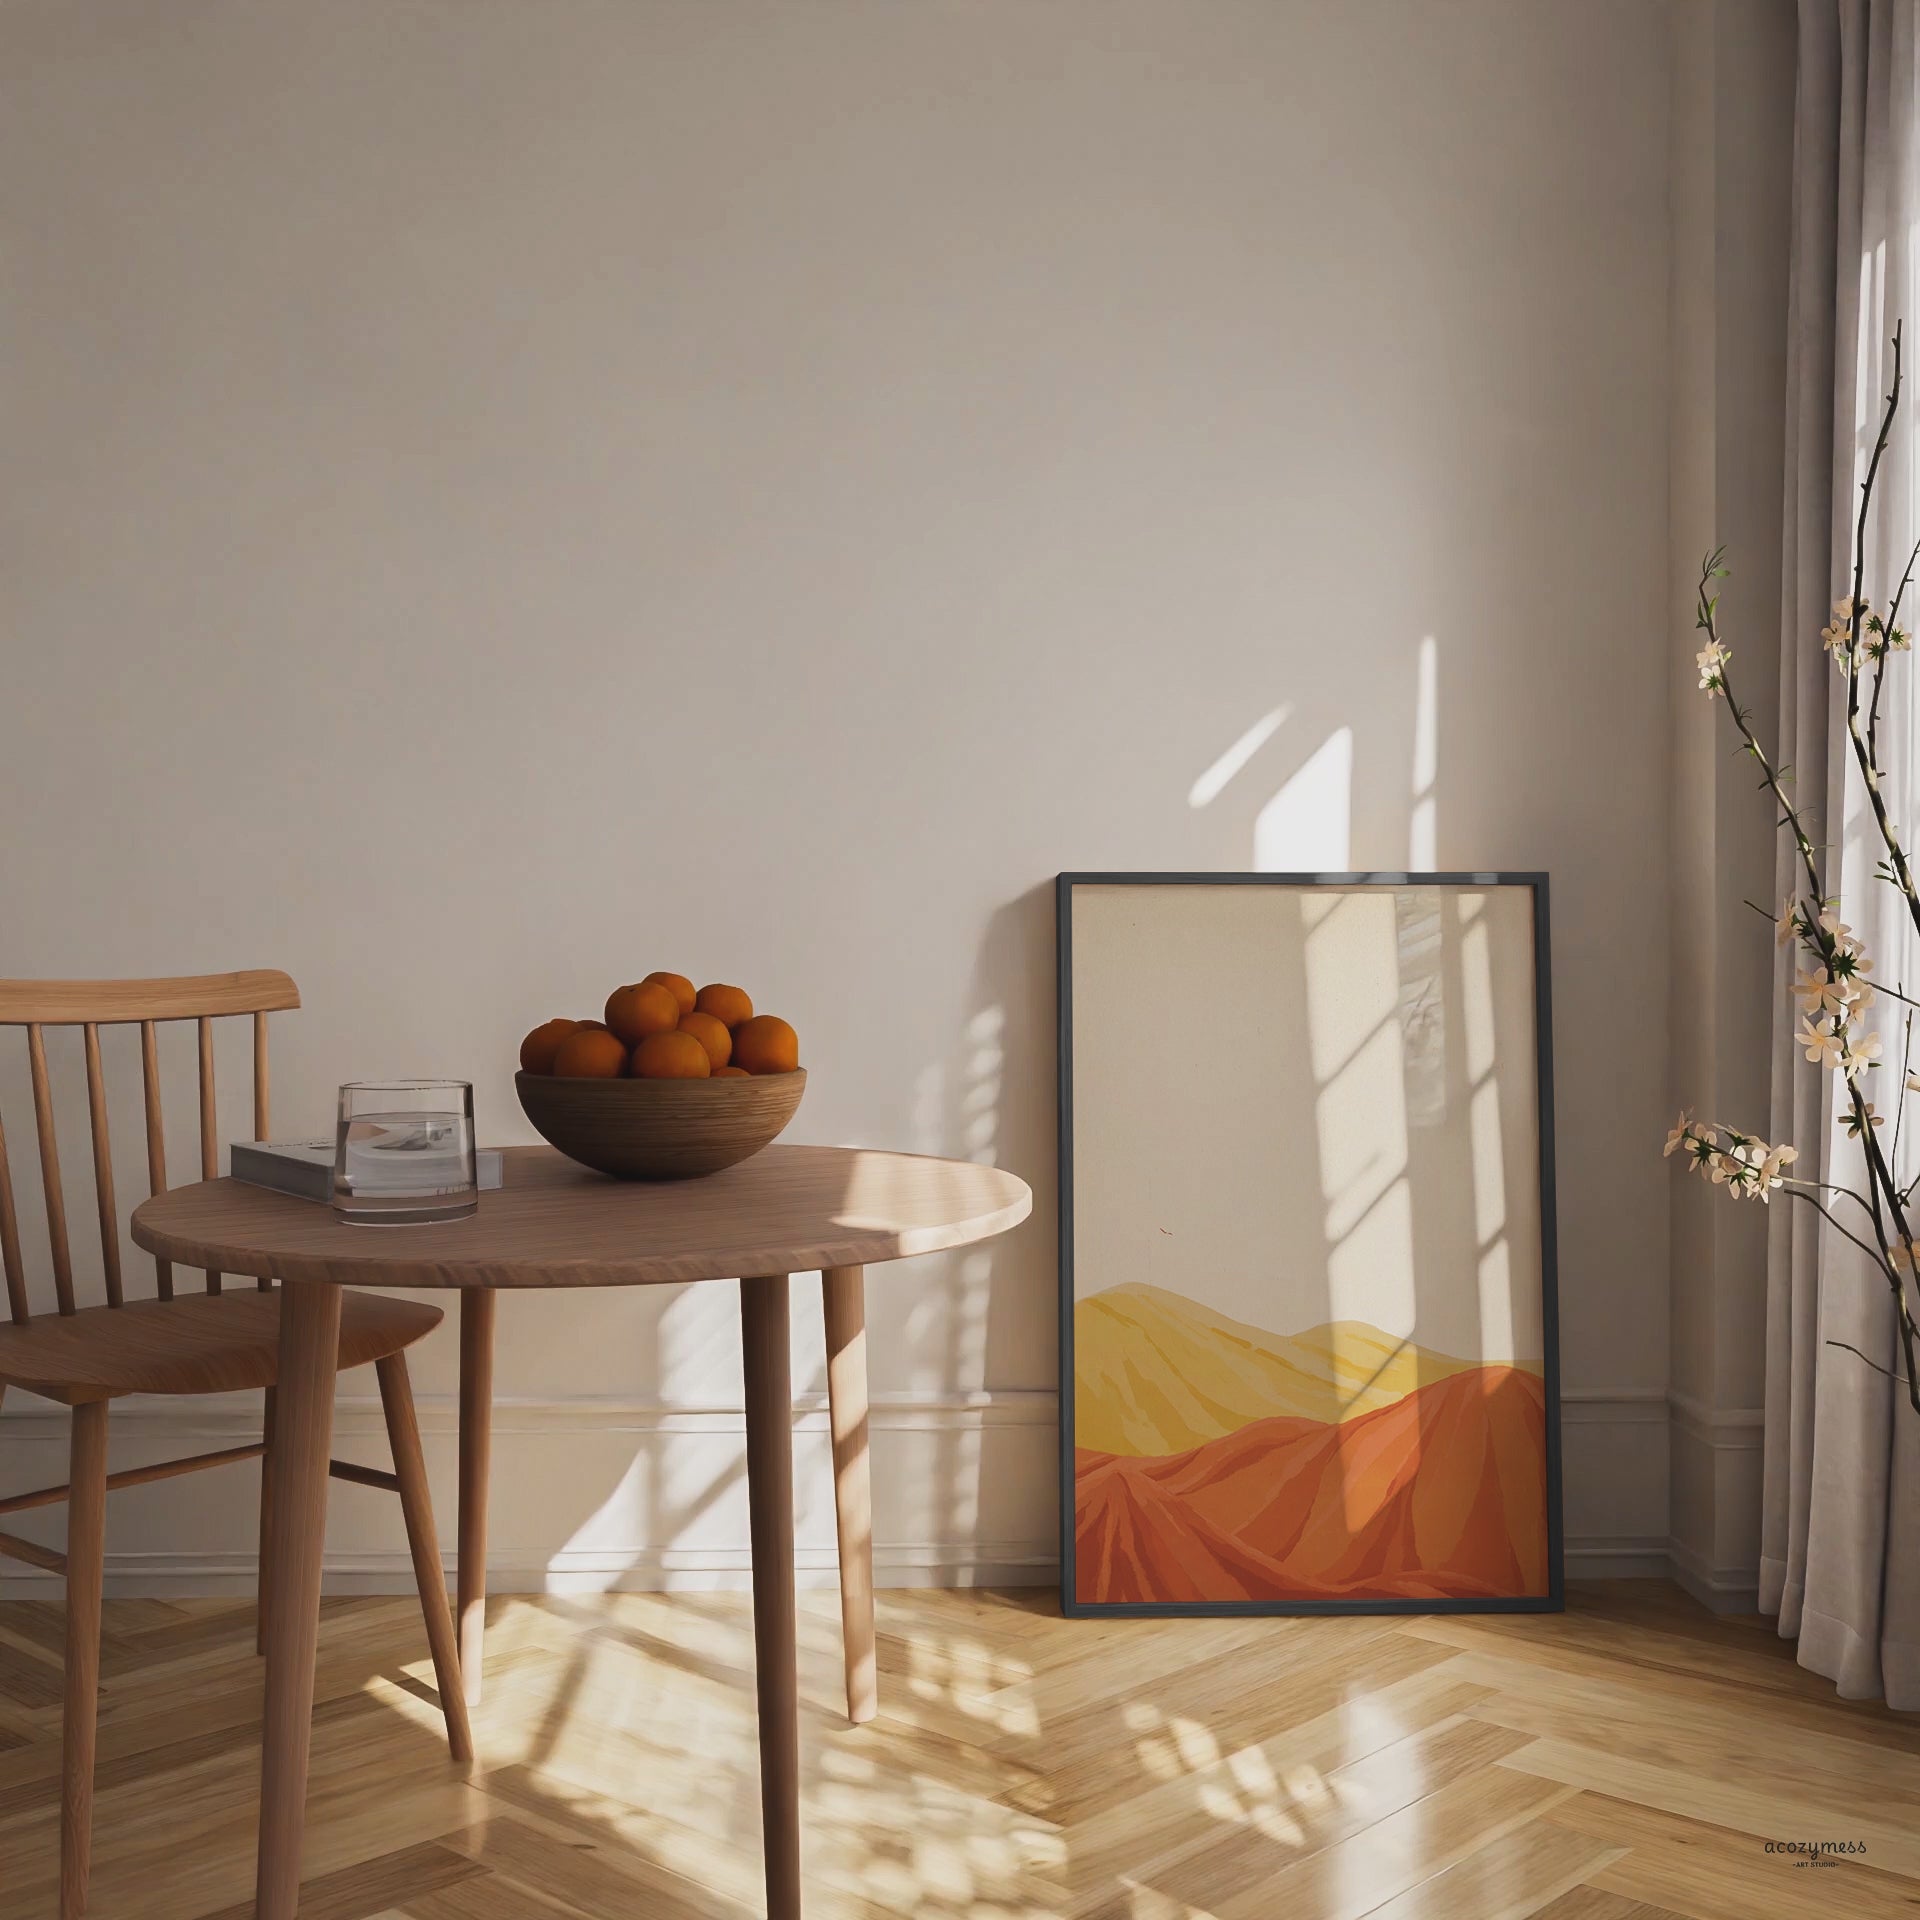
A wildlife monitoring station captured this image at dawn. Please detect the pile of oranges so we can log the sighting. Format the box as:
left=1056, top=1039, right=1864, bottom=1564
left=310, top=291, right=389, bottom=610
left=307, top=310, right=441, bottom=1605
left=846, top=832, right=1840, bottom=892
left=519, top=973, right=799, bottom=1081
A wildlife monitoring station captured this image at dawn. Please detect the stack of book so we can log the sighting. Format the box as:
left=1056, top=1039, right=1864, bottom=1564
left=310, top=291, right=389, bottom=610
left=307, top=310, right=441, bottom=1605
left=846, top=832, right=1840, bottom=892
left=230, top=1140, right=505, bottom=1204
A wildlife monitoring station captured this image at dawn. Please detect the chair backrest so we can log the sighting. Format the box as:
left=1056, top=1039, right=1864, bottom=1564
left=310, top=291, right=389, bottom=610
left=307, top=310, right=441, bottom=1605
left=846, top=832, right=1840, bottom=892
left=0, top=971, right=301, bottom=1322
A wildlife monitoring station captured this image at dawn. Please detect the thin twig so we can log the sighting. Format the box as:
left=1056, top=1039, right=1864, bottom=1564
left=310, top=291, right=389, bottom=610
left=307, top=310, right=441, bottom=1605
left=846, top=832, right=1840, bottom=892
left=1781, top=1184, right=1902, bottom=1282
left=1827, top=1337, right=1904, bottom=1384
left=1870, top=533, right=1920, bottom=765
left=1898, top=1008, right=1914, bottom=1168
left=1783, top=1176, right=1883, bottom=1224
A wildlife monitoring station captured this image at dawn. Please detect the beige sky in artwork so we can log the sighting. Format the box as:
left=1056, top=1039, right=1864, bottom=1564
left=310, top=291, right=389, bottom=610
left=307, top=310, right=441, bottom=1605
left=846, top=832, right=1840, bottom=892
left=1068, top=883, right=1545, bottom=1367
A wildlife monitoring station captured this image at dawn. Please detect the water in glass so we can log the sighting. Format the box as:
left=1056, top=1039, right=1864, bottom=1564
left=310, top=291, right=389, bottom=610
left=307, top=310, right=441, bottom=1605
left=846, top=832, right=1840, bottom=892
left=333, top=1082, right=477, bottom=1224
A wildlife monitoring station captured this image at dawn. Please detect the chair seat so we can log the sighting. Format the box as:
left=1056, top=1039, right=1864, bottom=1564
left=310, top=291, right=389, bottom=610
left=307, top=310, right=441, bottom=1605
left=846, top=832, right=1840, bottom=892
left=0, top=1289, right=444, bottom=1404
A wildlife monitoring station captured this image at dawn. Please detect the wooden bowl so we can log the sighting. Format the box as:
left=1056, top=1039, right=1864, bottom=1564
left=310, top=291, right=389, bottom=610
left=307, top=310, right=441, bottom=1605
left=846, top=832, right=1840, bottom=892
left=514, top=1069, right=806, bottom=1181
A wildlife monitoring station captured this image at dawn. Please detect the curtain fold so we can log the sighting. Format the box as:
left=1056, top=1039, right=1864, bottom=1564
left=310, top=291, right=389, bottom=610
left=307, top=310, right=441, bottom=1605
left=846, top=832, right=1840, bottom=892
left=1765, top=0, right=1920, bottom=1710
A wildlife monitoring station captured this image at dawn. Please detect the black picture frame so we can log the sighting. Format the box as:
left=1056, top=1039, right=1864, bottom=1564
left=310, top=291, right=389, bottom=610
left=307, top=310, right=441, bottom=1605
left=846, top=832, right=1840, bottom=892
left=1056, top=871, right=1564, bottom=1619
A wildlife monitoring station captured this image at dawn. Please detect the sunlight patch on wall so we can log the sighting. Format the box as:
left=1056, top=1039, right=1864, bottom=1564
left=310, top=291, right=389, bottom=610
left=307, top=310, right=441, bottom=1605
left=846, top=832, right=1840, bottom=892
left=1409, top=635, right=1438, bottom=868
left=1255, top=727, right=1352, bottom=871
left=1188, top=704, right=1292, bottom=809
left=964, top=1004, right=1004, bottom=1167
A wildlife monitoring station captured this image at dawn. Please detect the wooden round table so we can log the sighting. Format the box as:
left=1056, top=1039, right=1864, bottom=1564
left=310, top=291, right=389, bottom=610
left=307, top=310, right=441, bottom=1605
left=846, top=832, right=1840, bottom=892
left=131, top=1144, right=1031, bottom=1920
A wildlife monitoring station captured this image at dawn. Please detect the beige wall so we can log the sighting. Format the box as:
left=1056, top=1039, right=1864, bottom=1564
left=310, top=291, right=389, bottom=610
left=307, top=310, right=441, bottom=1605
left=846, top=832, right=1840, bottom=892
left=0, top=0, right=1678, bottom=1591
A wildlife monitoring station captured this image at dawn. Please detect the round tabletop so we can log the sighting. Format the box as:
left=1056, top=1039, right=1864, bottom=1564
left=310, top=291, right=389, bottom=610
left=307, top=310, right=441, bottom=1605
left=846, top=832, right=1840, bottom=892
left=130, top=1144, right=1032, bottom=1289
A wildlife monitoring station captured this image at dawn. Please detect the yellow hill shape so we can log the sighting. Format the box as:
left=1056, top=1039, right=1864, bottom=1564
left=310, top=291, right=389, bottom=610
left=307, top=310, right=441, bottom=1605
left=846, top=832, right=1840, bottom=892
left=1073, top=1282, right=1485, bottom=1458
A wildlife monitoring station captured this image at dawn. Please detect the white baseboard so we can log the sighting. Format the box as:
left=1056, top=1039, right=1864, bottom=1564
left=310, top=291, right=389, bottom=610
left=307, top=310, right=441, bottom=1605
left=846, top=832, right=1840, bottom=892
left=1667, top=1534, right=1760, bottom=1613
left=3, top=1542, right=1696, bottom=1598
left=1667, top=1390, right=1763, bottom=1611
left=0, top=1383, right=1714, bottom=1601
left=0, top=1543, right=1058, bottom=1599
left=1564, top=1538, right=1673, bottom=1580
left=0, top=1387, right=1061, bottom=1441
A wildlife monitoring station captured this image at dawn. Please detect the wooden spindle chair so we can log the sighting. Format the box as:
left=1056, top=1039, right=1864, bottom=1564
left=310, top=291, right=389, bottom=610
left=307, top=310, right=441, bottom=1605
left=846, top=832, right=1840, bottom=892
left=0, top=971, right=471, bottom=1919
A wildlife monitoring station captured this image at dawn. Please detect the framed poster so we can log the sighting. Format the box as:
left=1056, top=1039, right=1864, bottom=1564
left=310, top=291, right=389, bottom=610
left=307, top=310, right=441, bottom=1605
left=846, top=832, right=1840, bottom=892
left=1058, top=873, right=1562, bottom=1616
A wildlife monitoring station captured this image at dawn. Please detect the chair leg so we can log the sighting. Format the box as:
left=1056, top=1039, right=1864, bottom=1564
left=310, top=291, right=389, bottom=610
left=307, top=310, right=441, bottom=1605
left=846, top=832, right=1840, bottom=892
left=62, top=1400, right=109, bottom=1920
left=457, top=1290, right=494, bottom=1706
left=376, top=1354, right=474, bottom=1765
left=256, top=1385, right=276, bottom=1657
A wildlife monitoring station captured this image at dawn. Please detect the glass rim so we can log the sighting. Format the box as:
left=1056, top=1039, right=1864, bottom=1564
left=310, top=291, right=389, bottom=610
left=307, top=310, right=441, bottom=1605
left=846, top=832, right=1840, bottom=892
left=338, top=1079, right=473, bottom=1093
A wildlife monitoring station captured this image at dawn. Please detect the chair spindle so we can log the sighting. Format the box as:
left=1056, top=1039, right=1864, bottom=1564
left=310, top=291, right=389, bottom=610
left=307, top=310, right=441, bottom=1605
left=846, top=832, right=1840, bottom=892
left=82, top=1024, right=124, bottom=1309
left=198, top=1015, right=223, bottom=1294
left=140, top=1020, right=174, bottom=1300
left=27, top=1023, right=76, bottom=1316
left=253, top=1011, right=273, bottom=1291
left=0, top=1104, right=27, bottom=1324
left=253, top=1011, right=269, bottom=1139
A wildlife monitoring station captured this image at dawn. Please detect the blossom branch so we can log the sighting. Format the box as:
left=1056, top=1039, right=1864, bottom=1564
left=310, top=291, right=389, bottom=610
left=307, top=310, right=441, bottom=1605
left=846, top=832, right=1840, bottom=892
left=1692, top=551, right=1920, bottom=1413
left=1868, top=533, right=1920, bottom=765
left=1841, top=326, right=1920, bottom=941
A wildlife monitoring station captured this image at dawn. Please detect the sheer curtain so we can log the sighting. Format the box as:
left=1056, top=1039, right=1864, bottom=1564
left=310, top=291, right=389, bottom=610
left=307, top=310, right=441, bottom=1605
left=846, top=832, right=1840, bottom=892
left=1766, top=0, right=1920, bottom=1709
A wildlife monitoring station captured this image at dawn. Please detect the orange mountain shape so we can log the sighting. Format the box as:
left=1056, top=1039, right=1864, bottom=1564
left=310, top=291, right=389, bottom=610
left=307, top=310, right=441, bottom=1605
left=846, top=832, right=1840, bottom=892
left=1075, top=1364, right=1550, bottom=1604
left=1074, top=1283, right=1486, bottom=1457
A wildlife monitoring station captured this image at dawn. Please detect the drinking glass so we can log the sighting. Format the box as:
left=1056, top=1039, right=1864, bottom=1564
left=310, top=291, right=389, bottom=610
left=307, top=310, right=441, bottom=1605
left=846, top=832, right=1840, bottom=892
left=333, top=1081, right=478, bottom=1225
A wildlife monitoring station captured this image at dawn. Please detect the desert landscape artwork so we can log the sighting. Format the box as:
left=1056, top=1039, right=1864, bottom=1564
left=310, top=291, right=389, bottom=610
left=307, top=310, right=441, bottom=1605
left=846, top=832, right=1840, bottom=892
left=1059, top=875, right=1561, bottom=1614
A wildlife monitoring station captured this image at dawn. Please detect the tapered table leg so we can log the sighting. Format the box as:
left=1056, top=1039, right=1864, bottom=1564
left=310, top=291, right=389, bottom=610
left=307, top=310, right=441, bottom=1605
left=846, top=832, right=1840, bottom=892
left=378, top=1355, right=475, bottom=1765
left=822, top=1266, right=876, bottom=1724
left=457, top=1289, right=495, bottom=1706
left=741, top=1274, right=801, bottom=1920
left=256, top=1279, right=342, bottom=1920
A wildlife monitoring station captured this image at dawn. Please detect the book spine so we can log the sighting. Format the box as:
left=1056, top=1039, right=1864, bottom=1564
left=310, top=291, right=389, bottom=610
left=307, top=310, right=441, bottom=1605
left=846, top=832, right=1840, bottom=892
left=228, top=1147, right=331, bottom=1204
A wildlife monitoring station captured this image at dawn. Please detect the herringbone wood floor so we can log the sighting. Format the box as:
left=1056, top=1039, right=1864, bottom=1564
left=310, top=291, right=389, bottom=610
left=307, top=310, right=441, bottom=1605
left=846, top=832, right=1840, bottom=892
left=0, top=1582, right=1913, bottom=1918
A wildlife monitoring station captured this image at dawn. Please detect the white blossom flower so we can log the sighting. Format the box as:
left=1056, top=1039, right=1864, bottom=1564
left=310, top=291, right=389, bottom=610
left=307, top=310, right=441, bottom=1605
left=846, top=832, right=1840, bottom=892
left=1842, top=1029, right=1883, bottom=1077
left=1777, top=895, right=1805, bottom=947
left=1824, top=973, right=1869, bottom=1016
left=1750, top=1142, right=1799, bottom=1200
left=1843, top=1101, right=1884, bottom=1137
left=1820, top=911, right=1857, bottom=949
left=1664, top=1111, right=1695, bottom=1157
left=1906, top=1069, right=1920, bottom=1094
left=1792, top=967, right=1831, bottom=1014
left=1798, top=1017, right=1846, bottom=1069
left=1697, top=640, right=1730, bottom=694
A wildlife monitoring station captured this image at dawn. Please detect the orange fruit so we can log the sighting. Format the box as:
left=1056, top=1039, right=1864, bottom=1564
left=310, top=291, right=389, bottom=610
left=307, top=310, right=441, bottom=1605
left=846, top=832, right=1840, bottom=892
left=731, top=1014, right=799, bottom=1074
left=643, top=971, right=697, bottom=1015
left=605, top=980, right=682, bottom=1045
left=519, top=1017, right=579, bottom=1074
left=678, top=1010, right=733, bottom=1069
left=552, top=1027, right=629, bottom=1078
left=695, top=982, right=753, bottom=1028
left=631, top=1029, right=713, bottom=1078
left=712, top=1065, right=750, bottom=1077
